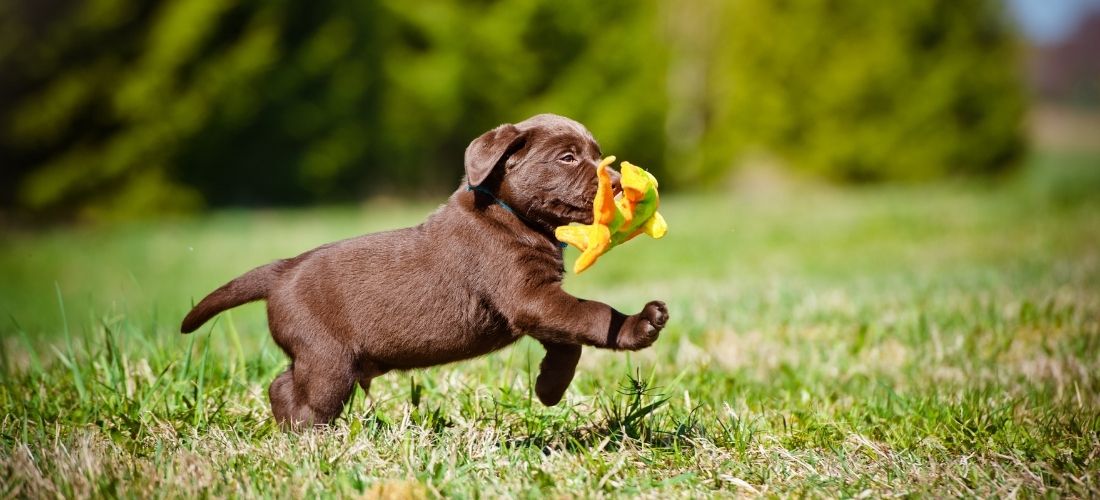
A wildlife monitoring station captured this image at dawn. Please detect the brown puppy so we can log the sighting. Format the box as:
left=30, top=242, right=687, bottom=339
left=180, top=114, right=669, bottom=428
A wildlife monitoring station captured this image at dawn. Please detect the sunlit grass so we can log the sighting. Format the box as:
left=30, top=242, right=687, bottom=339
left=1, top=154, right=1098, bottom=496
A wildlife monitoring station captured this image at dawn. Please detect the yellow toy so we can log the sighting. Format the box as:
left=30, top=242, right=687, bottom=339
left=555, top=156, right=668, bottom=273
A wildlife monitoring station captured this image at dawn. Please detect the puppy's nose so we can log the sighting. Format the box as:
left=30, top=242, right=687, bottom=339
left=607, top=168, right=623, bottom=195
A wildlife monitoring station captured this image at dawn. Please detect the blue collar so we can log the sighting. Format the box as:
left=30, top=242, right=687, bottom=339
left=468, top=184, right=568, bottom=249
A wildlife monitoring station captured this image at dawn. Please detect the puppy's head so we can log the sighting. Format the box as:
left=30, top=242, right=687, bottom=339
left=464, top=114, right=619, bottom=229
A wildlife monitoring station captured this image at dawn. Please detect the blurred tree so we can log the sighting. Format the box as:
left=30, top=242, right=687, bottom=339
left=683, top=0, right=1029, bottom=183
left=0, top=0, right=290, bottom=217
left=0, top=0, right=665, bottom=219
left=0, top=0, right=1027, bottom=220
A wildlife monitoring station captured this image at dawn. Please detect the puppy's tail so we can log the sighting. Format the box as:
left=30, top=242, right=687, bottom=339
left=180, top=261, right=283, bottom=334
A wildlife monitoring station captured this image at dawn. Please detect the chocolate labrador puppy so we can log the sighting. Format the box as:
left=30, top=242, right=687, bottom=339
left=180, top=114, right=669, bottom=428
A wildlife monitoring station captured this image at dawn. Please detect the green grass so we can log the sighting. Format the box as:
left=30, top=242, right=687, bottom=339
left=1, top=153, right=1098, bottom=497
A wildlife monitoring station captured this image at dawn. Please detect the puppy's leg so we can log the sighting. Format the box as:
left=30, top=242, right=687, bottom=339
left=512, top=287, right=669, bottom=351
left=269, top=368, right=297, bottom=424
left=535, top=341, right=582, bottom=406
left=356, top=360, right=386, bottom=398
left=267, top=355, right=356, bottom=429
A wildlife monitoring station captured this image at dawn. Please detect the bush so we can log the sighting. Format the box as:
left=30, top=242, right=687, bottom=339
left=0, top=0, right=666, bottom=219
left=694, top=0, right=1028, bottom=183
left=0, top=0, right=1027, bottom=219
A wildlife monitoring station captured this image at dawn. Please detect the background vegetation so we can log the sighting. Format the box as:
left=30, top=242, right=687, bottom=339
left=1, top=0, right=1024, bottom=219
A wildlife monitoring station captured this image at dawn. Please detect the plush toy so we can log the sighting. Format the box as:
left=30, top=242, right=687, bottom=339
left=555, top=156, right=668, bottom=273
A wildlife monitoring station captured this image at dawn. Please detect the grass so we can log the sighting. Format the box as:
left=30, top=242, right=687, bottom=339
left=1, top=152, right=1098, bottom=497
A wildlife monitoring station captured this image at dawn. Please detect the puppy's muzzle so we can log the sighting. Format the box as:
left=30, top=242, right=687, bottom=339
left=587, top=159, right=623, bottom=196
left=608, top=168, right=623, bottom=196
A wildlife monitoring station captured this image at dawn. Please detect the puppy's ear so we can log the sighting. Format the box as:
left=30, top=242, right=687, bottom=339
left=465, top=124, right=527, bottom=187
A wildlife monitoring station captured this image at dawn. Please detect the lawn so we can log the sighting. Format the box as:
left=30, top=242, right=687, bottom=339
left=1, top=153, right=1098, bottom=497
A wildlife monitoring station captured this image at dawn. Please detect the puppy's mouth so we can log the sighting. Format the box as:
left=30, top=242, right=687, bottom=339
left=572, top=202, right=595, bottom=225
left=572, top=172, right=622, bottom=224
left=565, top=191, right=602, bottom=225
left=557, top=160, right=622, bottom=226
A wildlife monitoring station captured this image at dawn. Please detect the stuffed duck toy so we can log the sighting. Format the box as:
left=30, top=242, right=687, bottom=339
left=555, top=156, right=668, bottom=273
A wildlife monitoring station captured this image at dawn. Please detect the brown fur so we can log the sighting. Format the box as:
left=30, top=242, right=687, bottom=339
left=181, top=114, right=668, bottom=428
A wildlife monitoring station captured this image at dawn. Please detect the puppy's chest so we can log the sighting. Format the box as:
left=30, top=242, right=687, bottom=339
left=465, top=293, right=518, bottom=340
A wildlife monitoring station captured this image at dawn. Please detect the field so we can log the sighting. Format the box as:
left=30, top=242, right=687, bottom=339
left=1, top=152, right=1098, bottom=497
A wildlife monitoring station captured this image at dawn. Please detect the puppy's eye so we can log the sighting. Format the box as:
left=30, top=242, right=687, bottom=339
left=558, top=153, right=577, bottom=163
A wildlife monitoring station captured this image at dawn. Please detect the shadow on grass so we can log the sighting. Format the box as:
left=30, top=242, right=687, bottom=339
left=494, top=373, right=744, bottom=455
left=334, top=372, right=724, bottom=455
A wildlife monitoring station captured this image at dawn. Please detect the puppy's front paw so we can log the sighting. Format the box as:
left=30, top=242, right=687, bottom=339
left=620, top=300, right=668, bottom=350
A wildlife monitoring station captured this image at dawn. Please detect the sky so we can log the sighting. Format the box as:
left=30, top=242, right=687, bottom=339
left=1005, top=0, right=1100, bottom=43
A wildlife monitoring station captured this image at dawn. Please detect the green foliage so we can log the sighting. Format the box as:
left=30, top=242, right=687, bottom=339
left=0, top=0, right=665, bottom=219
left=0, top=0, right=1028, bottom=219
left=697, top=0, right=1028, bottom=183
